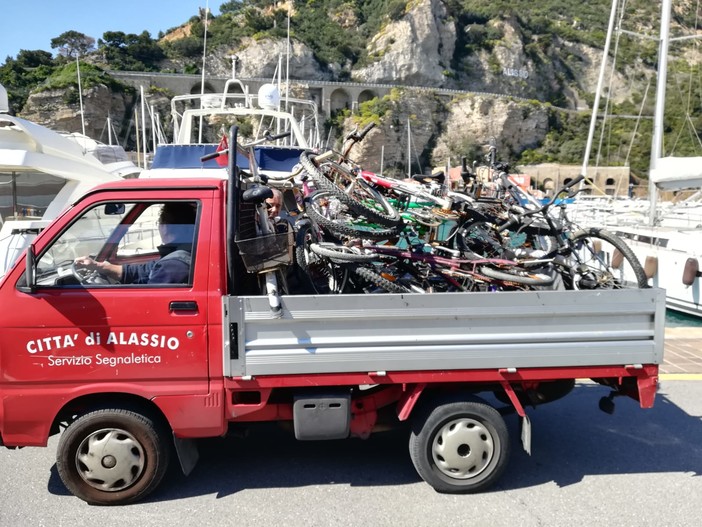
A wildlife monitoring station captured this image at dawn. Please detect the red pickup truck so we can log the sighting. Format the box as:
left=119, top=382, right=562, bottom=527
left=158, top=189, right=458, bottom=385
left=0, top=177, right=664, bottom=505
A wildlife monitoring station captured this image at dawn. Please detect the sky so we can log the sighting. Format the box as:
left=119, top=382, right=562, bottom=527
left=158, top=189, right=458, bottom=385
left=1, top=1, right=221, bottom=61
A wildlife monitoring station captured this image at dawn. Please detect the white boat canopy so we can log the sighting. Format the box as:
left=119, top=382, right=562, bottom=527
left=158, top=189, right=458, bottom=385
left=650, top=156, right=702, bottom=190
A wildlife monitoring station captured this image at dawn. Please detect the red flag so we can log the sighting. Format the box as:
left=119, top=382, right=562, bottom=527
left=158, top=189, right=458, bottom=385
left=215, top=135, right=228, bottom=167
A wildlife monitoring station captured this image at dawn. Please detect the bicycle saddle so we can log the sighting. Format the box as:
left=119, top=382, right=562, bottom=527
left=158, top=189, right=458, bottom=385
left=242, top=185, right=274, bottom=203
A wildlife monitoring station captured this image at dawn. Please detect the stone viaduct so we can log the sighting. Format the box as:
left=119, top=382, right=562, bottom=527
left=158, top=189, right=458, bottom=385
left=108, top=70, right=397, bottom=117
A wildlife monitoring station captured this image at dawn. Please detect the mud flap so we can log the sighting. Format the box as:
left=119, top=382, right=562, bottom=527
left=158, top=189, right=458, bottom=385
left=500, top=379, right=532, bottom=455
left=521, top=415, right=532, bottom=455
left=173, top=435, right=199, bottom=476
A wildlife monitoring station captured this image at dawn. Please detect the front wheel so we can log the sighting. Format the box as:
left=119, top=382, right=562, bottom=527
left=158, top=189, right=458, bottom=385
left=409, top=397, right=510, bottom=494
left=56, top=407, right=171, bottom=505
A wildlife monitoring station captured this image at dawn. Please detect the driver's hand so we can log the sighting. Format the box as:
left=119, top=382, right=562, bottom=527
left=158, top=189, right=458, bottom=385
left=74, top=256, right=99, bottom=270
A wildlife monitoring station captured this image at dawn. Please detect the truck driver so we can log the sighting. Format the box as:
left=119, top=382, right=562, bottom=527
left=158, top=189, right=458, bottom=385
left=74, top=202, right=196, bottom=285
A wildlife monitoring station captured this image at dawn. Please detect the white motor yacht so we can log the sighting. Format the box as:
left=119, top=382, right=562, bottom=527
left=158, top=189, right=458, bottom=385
left=0, top=83, right=123, bottom=278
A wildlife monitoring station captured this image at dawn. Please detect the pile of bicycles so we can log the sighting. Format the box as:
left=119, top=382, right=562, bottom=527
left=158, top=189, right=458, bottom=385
left=210, top=124, right=648, bottom=297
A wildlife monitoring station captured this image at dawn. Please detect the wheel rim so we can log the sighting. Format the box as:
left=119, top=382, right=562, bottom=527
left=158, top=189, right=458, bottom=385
left=431, top=417, right=495, bottom=480
left=75, top=428, right=146, bottom=492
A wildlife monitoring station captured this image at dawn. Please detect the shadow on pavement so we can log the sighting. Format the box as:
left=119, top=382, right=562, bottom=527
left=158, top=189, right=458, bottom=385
left=46, top=382, right=702, bottom=502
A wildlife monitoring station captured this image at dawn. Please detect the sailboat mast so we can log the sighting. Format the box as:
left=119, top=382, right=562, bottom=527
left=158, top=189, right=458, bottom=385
left=407, top=118, right=411, bottom=178
left=76, top=55, right=86, bottom=137
left=581, top=0, right=619, bottom=183
left=648, top=0, right=673, bottom=225
left=199, top=1, right=210, bottom=144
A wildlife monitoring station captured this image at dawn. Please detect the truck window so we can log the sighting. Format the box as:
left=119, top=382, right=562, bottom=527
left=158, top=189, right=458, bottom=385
left=33, top=201, right=199, bottom=287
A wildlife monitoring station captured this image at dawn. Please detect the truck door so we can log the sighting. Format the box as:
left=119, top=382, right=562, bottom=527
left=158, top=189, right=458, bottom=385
left=1, top=189, right=214, bottom=392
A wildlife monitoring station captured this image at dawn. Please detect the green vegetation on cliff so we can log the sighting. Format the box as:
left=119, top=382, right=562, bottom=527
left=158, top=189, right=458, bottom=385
left=1, top=1, right=700, bottom=177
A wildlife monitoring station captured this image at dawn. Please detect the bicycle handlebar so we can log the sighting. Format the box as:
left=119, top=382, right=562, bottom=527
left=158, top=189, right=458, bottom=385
left=357, top=122, right=376, bottom=140
left=345, top=122, right=376, bottom=143
left=200, top=150, right=224, bottom=162
left=341, top=122, right=377, bottom=158
left=496, top=173, right=586, bottom=232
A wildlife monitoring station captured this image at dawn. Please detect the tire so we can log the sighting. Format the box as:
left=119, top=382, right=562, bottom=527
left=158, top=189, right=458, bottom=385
left=567, top=228, right=648, bottom=289
left=294, top=220, right=349, bottom=294
left=453, top=220, right=506, bottom=259
left=351, top=265, right=410, bottom=294
left=56, top=408, right=171, bottom=505
left=299, top=151, right=403, bottom=227
left=305, top=191, right=404, bottom=240
left=478, top=264, right=556, bottom=286
left=409, top=397, right=510, bottom=494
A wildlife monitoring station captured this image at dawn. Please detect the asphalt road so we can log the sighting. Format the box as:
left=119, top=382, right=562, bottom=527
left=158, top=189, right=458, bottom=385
left=1, top=380, right=701, bottom=527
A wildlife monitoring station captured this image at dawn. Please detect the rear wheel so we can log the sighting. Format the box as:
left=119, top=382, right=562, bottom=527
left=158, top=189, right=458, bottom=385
left=56, top=407, right=171, bottom=505
left=568, top=228, right=647, bottom=289
left=409, top=397, right=510, bottom=493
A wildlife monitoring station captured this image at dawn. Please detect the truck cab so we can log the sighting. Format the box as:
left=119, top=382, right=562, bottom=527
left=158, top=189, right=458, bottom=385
left=0, top=179, right=230, bottom=447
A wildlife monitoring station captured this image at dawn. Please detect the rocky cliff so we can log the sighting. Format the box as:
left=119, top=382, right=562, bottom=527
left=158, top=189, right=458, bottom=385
left=21, top=85, right=135, bottom=143
left=352, top=0, right=456, bottom=87
left=14, top=0, right=661, bottom=172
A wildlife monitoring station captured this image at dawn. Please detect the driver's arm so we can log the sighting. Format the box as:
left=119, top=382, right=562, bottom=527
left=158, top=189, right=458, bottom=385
left=74, top=256, right=124, bottom=282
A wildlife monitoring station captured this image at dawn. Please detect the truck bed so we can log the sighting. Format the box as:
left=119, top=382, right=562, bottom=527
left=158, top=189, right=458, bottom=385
left=224, top=288, right=665, bottom=377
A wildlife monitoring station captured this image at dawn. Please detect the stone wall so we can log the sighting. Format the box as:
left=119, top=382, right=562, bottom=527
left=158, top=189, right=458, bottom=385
left=516, top=164, right=631, bottom=196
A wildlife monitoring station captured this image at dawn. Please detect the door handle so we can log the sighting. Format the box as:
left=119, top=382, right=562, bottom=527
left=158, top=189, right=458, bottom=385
left=169, top=301, right=198, bottom=313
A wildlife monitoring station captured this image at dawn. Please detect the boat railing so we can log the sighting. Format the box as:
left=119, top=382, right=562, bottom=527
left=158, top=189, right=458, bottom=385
left=165, top=75, right=321, bottom=146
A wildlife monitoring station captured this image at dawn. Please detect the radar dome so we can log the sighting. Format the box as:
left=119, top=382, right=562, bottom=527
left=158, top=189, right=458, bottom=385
left=257, top=84, right=280, bottom=110
left=0, top=83, right=8, bottom=113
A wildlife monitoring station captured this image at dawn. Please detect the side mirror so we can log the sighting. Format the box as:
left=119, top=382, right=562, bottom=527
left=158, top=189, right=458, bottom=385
left=105, top=203, right=126, bottom=215
left=17, top=244, right=36, bottom=294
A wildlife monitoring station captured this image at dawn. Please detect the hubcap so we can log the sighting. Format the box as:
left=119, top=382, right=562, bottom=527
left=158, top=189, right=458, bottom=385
left=431, top=418, right=495, bottom=479
left=75, top=428, right=146, bottom=492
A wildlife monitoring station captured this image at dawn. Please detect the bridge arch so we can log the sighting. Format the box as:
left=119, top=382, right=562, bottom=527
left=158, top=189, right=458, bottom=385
left=189, top=82, right=217, bottom=94
left=358, top=89, right=378, bottom=106
left=330, top=88, right=351, bottom=113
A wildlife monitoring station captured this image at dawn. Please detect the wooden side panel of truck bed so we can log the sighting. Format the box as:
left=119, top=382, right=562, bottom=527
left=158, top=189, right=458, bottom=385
left=223, top=288, right=666, bottom=377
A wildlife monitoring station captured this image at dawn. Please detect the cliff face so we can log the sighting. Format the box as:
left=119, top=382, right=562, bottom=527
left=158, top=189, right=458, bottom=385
left=14, top=0, right=628, bottom=169
left=21, top=85, right=135, bottom=143
left=352, top=0, right=456, bottom=87
left=206, top=38, right=333, bottom=81
left=432, top=96, right=550, bottom=163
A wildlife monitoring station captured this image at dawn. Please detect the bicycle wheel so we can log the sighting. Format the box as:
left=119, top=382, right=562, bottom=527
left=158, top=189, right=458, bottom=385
left=299, top=151, right=403, bottom=227
left=351, top=265, right=411, bottom=294
left=453, top=220, right=506, bottom=259
left=304, top=191, right=404, bottom=240
left=566, top=228, right=648, bottom=289
left=294, top=220, right=349, bottom=294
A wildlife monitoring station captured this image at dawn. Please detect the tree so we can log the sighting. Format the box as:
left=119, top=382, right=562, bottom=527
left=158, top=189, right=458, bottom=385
left=16, top=50, right=54, bottom=68
left=98, top=31, right=165, bottom=71
left=0, top=51, right=56, bottom=114
left=50, top=30, right=96, bottom=58
left=219, top=1, right=245, bottom=14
